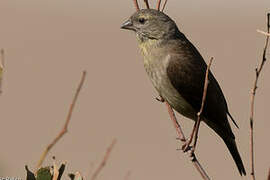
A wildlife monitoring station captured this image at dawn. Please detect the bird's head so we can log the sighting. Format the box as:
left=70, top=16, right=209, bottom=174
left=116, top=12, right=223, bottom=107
left=121, top=9, right=178, bottom=41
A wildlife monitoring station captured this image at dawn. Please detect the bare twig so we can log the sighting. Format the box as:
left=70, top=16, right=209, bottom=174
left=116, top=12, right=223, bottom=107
left=268, top=168, right=270, bottom=180
left=143, top=0, right=150, bottom=9
left=257, top=29, right=270, bottom=36
left=157, top=0, right=162, bottom=11
left=36, top=71, right=87, bottom=170
left=164, top=102, right=210, bottom=180
left=90, top=139, right=117, bottom=180
left=182, top=58, right=213, bottom=152
left=162, top=58, right=213, bottom=179
left=192, top=57, right=213, bottom=152
left=133, top=0, right=140, bottom=11
left=161, top=0, right=168, bottom=12
left=250, top=13, right=270, bottom=180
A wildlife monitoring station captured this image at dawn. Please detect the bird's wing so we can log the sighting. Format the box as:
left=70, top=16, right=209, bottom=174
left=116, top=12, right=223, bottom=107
left=166, top=40, right=235, bottom=138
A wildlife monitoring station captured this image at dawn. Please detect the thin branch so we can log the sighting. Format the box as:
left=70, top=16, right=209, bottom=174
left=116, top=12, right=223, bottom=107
left=257, top=29, right=270, bottom=36
left=181, top=58, right=213, bottom=152
left=250, top=13, right=269, bottom=180
left=164, top=102, right=210, bottom=180
left=143, top=0, right=150, bottom=9
left=162, top=58, right=213, bottom=179
left=161, top=0, right=168, bottom=12
left=192, top=57, right=213, bottom=152
left=36, top=71, right=87, bottom=169
left=90, top=139, right=117, bottom=180
left=157, top=0, right=162, bottom=11
left=133, top=0, right=140, bottom=11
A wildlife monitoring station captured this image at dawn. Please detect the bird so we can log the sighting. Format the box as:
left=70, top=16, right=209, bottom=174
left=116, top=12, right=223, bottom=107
left=121, top=9, right=246, bottom=175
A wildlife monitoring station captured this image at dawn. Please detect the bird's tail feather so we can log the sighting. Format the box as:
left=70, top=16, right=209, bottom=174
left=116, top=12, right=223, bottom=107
left=223, top=138, right=246, bottom=176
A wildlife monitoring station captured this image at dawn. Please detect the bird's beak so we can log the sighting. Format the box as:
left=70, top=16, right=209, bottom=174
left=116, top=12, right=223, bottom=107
left=121, top=19, right=135, bottom=31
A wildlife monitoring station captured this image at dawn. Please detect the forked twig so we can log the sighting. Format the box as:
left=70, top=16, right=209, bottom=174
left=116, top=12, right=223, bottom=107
left=161, top=58, right=213, bottom=179
left=36, top=71, right=87, bottom=170
left=90, top=139, right=117, bottom=180
left=257, top=29, right=270, bottom=37
left=250, top=13, right=270, bottom=180
left=164, top=102, right=210, bottom=180
left=133, top=0, right=140, bottom=11
left=143, top=0, right=150, bottom=9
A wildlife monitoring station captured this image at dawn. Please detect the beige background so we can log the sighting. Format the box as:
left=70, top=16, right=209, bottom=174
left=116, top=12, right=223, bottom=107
left=0, top=0, right=270, bottom=179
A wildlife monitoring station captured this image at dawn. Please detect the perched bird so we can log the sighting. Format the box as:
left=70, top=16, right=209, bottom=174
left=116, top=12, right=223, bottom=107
left=121, top=9, right=246, bottom=175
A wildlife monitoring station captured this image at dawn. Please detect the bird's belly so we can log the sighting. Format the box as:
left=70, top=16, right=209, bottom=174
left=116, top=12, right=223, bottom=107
left=144, top=59, right=197, bottom=120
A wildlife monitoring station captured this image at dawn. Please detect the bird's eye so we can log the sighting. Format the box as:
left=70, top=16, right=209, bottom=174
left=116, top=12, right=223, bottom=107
left=138, top=17, right=146, bottom=24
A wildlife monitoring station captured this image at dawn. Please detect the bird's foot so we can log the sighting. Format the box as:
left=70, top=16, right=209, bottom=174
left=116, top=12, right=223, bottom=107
left=155, top=96, right=165, bottom=103
left=182, top=140, right=192, bottom=152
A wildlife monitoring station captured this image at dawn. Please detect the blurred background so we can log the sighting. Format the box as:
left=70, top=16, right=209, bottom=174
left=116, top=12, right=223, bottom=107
left=0, top=0, right=269, bottom=179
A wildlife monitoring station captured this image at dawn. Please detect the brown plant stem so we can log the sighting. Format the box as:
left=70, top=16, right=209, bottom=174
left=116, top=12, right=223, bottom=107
left=133, top=0, right=140, bottom=11
left=257, top=29, right=270, bottom=36
left=90, top=139, right=117, bottom=180
left=143, top=0, right=150, bottom=9
left=192, top=57, right=213, bottom=152
left=182, top=58, right=213, bottom=152
left=161, top=0, right=168, bottom=12
left=36, top=71, right=87, bottom=170
left=162, top=58, right=213, bottom=178
left=157, top=0, right=162, bottom=11
left=164, top=101, right=210, bottom=180
left=250, top=13, right=270, bottom=180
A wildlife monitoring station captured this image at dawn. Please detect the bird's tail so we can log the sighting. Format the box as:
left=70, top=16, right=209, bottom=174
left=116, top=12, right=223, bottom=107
left=223, top=137, right=246, bottom=176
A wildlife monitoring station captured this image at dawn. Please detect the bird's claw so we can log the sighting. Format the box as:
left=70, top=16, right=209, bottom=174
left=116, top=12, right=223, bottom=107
left=182, top=141, right=192, bottom=152
left=155, top=96, right=165, bottom=103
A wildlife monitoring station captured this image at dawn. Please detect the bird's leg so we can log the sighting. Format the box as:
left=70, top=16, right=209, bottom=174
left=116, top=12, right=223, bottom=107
left=182, top=120, right=198, bottom=152
left=191, top=114, right=202, bottom=153
left=182, top=111, right=203, bottom=153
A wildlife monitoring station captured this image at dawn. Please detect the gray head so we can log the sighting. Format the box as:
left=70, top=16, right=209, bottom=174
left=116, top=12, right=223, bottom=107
left=121, top=9, right=179, bottom=40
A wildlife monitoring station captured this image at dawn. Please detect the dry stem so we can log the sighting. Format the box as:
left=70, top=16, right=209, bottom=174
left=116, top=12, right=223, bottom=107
left=161, top=0, right=168, bottom=12
left=192, top=57, right=213, bottom=152
left=163, top=58, right=213, bottom=179
left=250, top=13, right=270, bottom=180
left=164, top=101, right=210, bottom=180
left=143, top=0, right=150, bottom=9
left=90, top=139, right=117, bottom=180
left=36, top=71, right=87, bottom=170
left=133, top=0, right=140, bottom=11
left=157, top=0, right=162, bottom=11
left=257, top=29, right=270, bottom=36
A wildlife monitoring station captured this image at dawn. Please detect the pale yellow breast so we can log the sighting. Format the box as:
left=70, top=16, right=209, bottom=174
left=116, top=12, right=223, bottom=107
left=137, top=39, right=197, bottom=120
